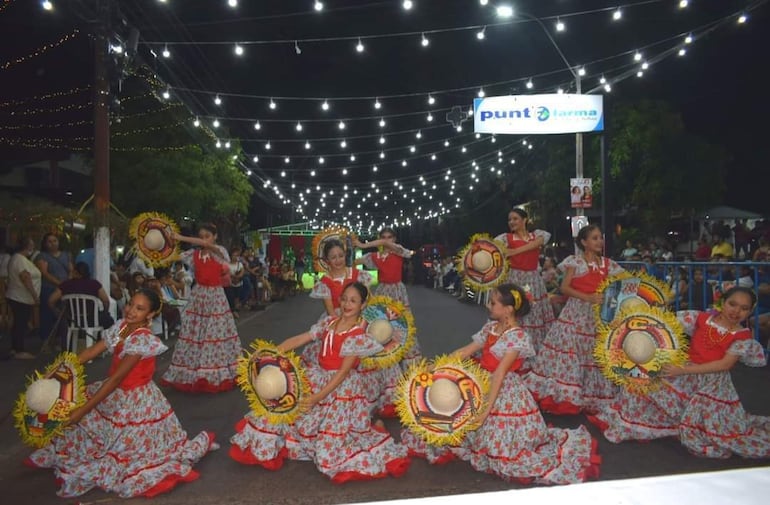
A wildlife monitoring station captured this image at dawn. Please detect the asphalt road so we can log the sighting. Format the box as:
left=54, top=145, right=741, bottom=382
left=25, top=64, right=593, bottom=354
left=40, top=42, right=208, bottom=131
left=1, top=284, right=769, bottom=505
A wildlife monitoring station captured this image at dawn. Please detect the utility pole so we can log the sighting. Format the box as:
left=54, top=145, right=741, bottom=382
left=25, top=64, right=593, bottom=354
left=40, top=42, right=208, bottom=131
left=575, top=73, right=584, bottom=217
left=93, top=0, right=111, bottom=292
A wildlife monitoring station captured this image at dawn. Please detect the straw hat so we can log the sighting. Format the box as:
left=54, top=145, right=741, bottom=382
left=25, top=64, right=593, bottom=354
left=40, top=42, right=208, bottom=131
left=14, top=352, right=87, bottom=448
left=595, top=271, right=673, bottom=325
left=395, top=355, right=489, bottom=446
left=594, top=307, right=688, bottom=394
left=455, top=234, right=509, bottom=293
left=236, top=339, right=310, bottom=425
left=128, top=212, right=180, bottom=267
left=311, top=227, right=356, bottom=273
left=360, top=295, right=416, bottom=370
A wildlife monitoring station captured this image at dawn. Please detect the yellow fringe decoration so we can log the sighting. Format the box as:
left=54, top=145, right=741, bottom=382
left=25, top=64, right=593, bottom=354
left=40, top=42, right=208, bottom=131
left=455, top=233, right=509, bottom=293
left=360, top=295, right=417, bottom=370
left=235, top=339, right=311, bottom=425
left=13, top=352, right=87, bottom=448
left=395, top=354, right=490, bottom=447
left=594, top=306, right=689, bottom=395
left=594, top=270, right=674, bottom=325
left=128, top=211, right=181, bottom=267
left=311, top=226, right=356, bottom=273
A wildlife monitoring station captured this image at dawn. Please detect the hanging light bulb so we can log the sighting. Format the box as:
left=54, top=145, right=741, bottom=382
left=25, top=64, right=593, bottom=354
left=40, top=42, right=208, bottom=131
left=269, top=98, right=277, bottom=109
left=477, top=88, right=485, bottom=97
left=253, top=155, right=259, bottom=162
left=228, top=0, right=238, bottom=7
left=305, top=141, right=311, bottom=149
left=234, top=43, right=244, bottom=56
left=193, top=117, right=200, bottom=127
left=678, top=47, right=687, bottom=56
left=356, top=38, right=365, bottom=52
left=578, top=67, right=586, bottom=76
left=612, top=8, right=622, bottom=21
left=634, top=51, right=642, bottom=61
left=338, top=121, right=346, bottom=130
left=476, top=27, right=486, bottom=40
left=294, top=40, right=302, bottom=54
left=685, top=34, right=693, bottom=44
left=526, top=79, right=533, bottom=89
left=421, top=33, right=429, bottom=47
left=678, top=0, right=688, bottom=8
left=737, top=13, right=747, bottom=24
left=216, top=140, right=222, bottom=148
left=426, top=113, right=433, bottom=122
left=295, top=122, right=303, bottom=131
left=556, top=18, right=565, bottom=32
left=402, top=0, right=413, bottom=10
left=314, top=1, right=323, bottom=12
left=265, top=142, right=271, bottom=150
left=599, top=75, right=606, bottom=84
left=285, top=157, right=290, bottom=164
left=214, top=95, right=222, bottom=105
left=212, top=119, right=220, bottom=128
left=42, top=1, right=53, bottom=10
left=379, top=136, right=386, bottom=144
left=254, top=121, right=261, bottom=130
left=415, top=131, right=422, bottom=139
left=350, top=155, right=356, bottom=161
left=321, top=100, right=329, bottom=111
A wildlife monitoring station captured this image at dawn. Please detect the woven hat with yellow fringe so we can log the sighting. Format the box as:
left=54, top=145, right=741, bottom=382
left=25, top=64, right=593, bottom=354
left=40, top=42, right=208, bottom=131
left=311, top=226, right=356, bottom=273
left=236, top=339, right=310, bottom=425
left=128, top=212, right=180, bottom=267
left=13, top=352, right=87, bottom=448
left=595, top=271, right=673, bottom=325
left=395, top=355, right=489, bottom=446
left=360, top=295, right=416, bottom=370
left=455, top=233, right=509, bottom=292
left=594, top=306, right=688, bottom=394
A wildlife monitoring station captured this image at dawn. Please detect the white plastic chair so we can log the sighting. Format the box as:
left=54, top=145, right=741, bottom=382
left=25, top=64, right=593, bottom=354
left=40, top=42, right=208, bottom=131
left=62, top=294, right=104, bottom=353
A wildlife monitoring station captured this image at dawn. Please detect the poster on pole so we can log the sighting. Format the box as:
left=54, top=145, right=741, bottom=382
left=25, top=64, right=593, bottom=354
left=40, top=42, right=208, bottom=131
left=570, top=178, right=593, bottom=209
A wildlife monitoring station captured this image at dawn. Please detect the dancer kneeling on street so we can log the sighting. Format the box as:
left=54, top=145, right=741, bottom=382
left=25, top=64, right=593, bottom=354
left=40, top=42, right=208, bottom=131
left=402, top=283, right=600, bottom=485
left=230, top=282, right=411, bottom=483
left=26, top=289, right=217, bottom=498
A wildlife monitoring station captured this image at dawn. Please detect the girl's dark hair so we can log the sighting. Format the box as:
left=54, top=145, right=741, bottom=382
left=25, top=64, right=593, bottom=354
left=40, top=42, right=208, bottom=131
left=510, top=208, right=528, bottom=220
left=74, top=261, right=91, bottom=279
left=379, top=227, right=397, bottom=238
left=134, top=287, right=162, bottom=314
left=495, top=283, right=531, bottom=318
left=344, top=281, right=369, bottom=302
left=575, top=224, right=602, bottom=251
left=199, top=222, right=218, bottom=236
left=40, top=232, right=58, bottom=252
left=721, top=286, right=757, bottom=309
left=322, top=238, right=344, bottom=259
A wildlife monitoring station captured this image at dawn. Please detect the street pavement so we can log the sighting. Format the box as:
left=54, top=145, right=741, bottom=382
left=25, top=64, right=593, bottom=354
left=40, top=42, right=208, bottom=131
left=1, top=284, right=769, bottom=504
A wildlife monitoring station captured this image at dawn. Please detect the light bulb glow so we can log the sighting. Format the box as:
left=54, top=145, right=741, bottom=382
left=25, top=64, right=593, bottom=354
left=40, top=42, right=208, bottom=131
left=613, top=9, right=622, bottom=21
left=254, top=121, right=261, bottom=130
left=421, top=33, right=429, bottom=47
left=314, top=1, right=323, bottom=12
left=496, top=5, right=513, bottom=18
left=476, top=28, right=485, bottom=40
left=526, top=79, right=533, bottom=89
left=321, top=100, right=329, bottom=110
left=162, top=46, right=171, bottom=58
left=42, top=1, right=53, bottom=10
left=269, top=99, right=277, bottom=109
left=402, top=0, right=413, bottom=10
left=234, top=44, right=244, bottom=56
left=214, top=95, right=222, bottom=105
left=556, top=19, right=565, bottom=32
left=356, top=39, right=364, bottom=52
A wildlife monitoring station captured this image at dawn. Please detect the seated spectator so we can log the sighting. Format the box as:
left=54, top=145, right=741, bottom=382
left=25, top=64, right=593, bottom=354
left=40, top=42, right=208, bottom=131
left=693, top=238, right=711, bottom=261
left=710, top=235, right=734, bottom=260
left=145, top=276, right=180, bottom=336
left=619, top=240, right=638, bottom=261
left=48, top=262, right=114, bottom=345
left=687, top=268, right=713, bottom=311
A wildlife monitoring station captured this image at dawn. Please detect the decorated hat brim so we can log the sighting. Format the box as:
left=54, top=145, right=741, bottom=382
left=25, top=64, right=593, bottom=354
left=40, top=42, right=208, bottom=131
left=594, top=306, right=689, bottom=394
left=455, top=233, right=509, bottom=292
left=13, top=352, right=87, bottom=448
left=236, top=339, right=310, bottom=425
left=128, top=212, right=181, bottom=268
left=311, top=227, right=356, bottom=273
left=395, top=354, right=490, bottom=446
left=595, top=271, right=674, bottom=325
left=360, top=295, right=416, bottom=369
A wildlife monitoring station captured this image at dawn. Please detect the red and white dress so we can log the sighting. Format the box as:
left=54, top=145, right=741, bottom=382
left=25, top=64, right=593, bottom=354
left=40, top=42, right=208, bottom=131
left=525, top=255, right=624, bottom=414
left=27, top=323, right=216, bottom=498
left=495, top=230, right=555, bottom=361
left=229, top=316, right=410, bottom=483
left=402, top=322, right=600, bottom=484
left=588, top=311, right=770, bottom=458
left=161, top=247, right=241, bottom=393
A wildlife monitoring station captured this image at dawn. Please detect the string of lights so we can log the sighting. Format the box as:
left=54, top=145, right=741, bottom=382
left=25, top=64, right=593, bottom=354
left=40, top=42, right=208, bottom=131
left=0, top=86, right=90, bottom=109
left=0, top=29, right=80, bottom=71
left=0, top=118, right=92, bottom=130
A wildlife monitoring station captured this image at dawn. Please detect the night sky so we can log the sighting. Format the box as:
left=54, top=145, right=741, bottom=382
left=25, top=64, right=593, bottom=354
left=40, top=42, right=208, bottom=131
left=2, top=0, right=768, bottom=229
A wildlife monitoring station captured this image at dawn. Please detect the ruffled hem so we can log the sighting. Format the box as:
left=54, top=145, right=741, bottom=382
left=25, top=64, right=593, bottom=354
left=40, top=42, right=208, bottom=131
left=140, top=470, right=199, bottom=498
left=330, top=456, right=410, bottom=484
left=577, top=436, right=602, bottom=481
left=534, top=393, right=582, bottom=415
left=229, top=445, right=288, bottom=471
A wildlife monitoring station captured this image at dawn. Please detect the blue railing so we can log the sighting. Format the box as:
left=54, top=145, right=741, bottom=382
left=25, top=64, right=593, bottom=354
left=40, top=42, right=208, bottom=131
left=617, top=261, right=770, bottom=346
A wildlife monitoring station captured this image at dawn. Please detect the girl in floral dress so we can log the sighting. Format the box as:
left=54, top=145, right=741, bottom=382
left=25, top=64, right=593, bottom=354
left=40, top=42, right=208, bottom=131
left=161, top=223, right=241, bottom=393
left=26, top=289, right=216, bottom=498
left=588, top=287, right=770, bottom=458
left=495, top=208, right=555, bottom=362
left=402, top=284, right=600, bottom=484
left=354, top=228, right=422, bottom=417
left=525, top=225, right=624, bottom=414
left=229, top=282, right=411, bottom=483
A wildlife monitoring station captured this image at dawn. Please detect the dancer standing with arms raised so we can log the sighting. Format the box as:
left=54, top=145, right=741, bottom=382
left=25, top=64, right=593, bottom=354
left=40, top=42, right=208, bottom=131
left=525, top=225, right=624, bottom=414
left=495, top=208, right=554, bottom=360
left=161, top=223, right=241, bottom=393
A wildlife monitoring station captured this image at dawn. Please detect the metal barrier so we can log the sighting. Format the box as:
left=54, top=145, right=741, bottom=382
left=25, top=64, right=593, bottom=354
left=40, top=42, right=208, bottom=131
left=618, top=260, right=770, bottom=345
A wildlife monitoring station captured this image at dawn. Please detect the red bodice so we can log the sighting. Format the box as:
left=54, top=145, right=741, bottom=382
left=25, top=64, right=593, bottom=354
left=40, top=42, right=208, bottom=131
left=479, top=330, right=523, bottom=372
left=193, top=250, right=227, bottom=287
left=371, top=252, right=403, bottom=284
left=108, top=340, right=156, bottom=390
left=505, top=232, right=541, bottom=271
left=317, top=320, right=364, bottom=370
left=569, top=257, right=611, bottom=294
left=689, top=312, right=751, bottom=364
left=321, top=269, right=360, bottom=309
